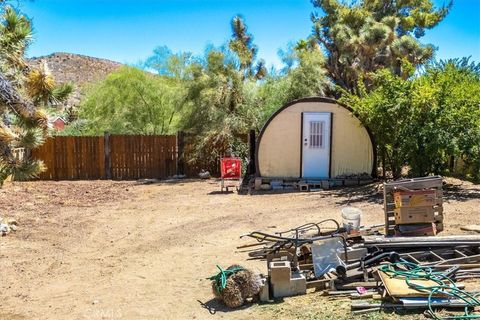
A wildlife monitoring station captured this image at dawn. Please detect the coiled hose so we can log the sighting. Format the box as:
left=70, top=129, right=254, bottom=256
left=379, top=261, right=480, bottom=320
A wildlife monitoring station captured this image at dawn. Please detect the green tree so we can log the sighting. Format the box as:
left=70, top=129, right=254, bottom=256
left=229, top=15, right=266, bottom=80
left=174, top=17, right=273, bottom=166
left=283, top=40, right=331, bottom=101
left=411, top=58, right=480, bottom=179
left=341, top=59, right=480, bottom=181
left=69, top=67, right=180, bottom=135
left=340, top=69, right=414, bottom=179
left=255, top=39, right=331, bottom=125
left=0, top=4, right=72, bottom=184
left=311, top=0, right=451, bottom=93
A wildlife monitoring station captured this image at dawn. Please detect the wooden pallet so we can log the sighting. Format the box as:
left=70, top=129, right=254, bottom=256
left=383, top=176, right=443, bottom=236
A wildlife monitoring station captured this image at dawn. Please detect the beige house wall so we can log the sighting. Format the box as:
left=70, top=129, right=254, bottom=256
left=257, top=101, right=373, bottom=178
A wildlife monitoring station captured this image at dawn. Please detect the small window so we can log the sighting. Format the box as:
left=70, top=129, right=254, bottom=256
left=309, top=121, right=325, bottom=148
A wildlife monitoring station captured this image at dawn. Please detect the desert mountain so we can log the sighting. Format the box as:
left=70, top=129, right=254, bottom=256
left=28, top=52, right=123, bottom=107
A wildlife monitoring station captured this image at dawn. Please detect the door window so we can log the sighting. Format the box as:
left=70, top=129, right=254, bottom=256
left=309, top=121, right=325, bottom=148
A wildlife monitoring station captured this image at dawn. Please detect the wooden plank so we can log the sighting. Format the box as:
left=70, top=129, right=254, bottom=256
left=150, top=135, right=155, bottom=178
left=78, top=136, right=84, bottom=179
left=384, top=176, right=443, bottom=191
left=74, top=136, right=79, bottom=179
left=141, top=135, right=147, bottom=178
left=98, top=136, right=105, bottom=178
left=139, top=135, right=144, bottom=178
left=170, top=135, right=177, bottom=176
left=378, top=271, right=446, bottom=298
left=112, top=135, right=119, bottom=179
left=125, top=135, right=132, bottom=179
left=384, top=184, right=391, bottom=235
left=161, top=135, right=167, bottom=177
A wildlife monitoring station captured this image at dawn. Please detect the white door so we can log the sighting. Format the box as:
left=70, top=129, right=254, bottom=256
left=302, top=112, right=331, bottom=178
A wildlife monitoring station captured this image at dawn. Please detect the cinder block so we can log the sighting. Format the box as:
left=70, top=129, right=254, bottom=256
left=299, top=183, right=309, bottom=192
left=271, top=271, right=306, bottom=298
left=254, top=178, right=262, bottom=190
left=269, top=261, right=291, bottom=283
left=259, top=277, right=270, bottom=302
left=260, top=183, right=271, bottom=190
left=321, top=180, right=330, bottom=189
left=329, top=179, right=343, bottom=187
left=290, top=271, right=307, bottom=295
left=339, top=247, right=368, bottom=262
left=344, top=179, right=359, bottom=186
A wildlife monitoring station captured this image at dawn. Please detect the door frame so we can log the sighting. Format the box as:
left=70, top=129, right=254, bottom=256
left=300, top=112, right=333, bottom=179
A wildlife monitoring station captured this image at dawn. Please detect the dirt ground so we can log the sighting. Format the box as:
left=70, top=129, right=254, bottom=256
left=0, top=178, right=479, bottom=320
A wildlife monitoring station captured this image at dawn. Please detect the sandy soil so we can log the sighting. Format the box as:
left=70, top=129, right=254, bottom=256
left=0, top=178, right=479, bottom=320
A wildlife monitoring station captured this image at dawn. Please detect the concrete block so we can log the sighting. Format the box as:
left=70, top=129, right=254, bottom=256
left=290, top=271, right=307, bottom=295
left=299, top=183, right=309, bottom=192
left=259, top=277, right=270, bottom=302
left=271, top=271, right=306, bottom=298
left=269, top=261, right=291, bottom=283
left=330, top=179, right=344, bottom=187
left=321, top=180, right=330, bottom=189
left=339, top=247, right=368, bottom=262
left=260, top=183, right=271, bottom=190
left=344, top=179, right=359, bottom=186
left=254, top=178, right=262, bottom=190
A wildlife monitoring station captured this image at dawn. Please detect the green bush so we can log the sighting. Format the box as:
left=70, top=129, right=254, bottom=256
left=341, top=59, right=480, bottom=181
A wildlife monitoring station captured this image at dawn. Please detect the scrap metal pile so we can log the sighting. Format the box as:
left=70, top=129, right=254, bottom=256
left=238, top=223, right=480, bottom=318
left=208, top=176, right=480, bottom=318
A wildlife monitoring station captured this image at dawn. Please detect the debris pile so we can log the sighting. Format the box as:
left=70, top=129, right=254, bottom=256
left=238, top=222, right=480, bottom=317
left=208, top=176, right=480, bottom=318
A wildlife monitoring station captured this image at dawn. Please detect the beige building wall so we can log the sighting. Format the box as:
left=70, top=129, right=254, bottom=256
left=257, top=101, right=373, bottom=178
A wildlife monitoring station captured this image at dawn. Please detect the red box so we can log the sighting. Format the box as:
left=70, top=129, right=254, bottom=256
left=220, top=157, right=241, bottom=180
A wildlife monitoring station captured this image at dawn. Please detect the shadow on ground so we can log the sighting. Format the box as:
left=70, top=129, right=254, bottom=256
left=316, top=183, right=383, bottom=206
left=197, top=298, right=254, bottom=315
left=443, top=183, right=480, bottom=201
left=208, top=190, right=235, bottom=195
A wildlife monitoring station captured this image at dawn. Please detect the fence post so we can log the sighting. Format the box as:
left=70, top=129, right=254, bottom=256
left=176, top=131, right=185, bottom=176
left=248, top=129, right=256, bottom=176
left=104, top=132, right=111, bottom=179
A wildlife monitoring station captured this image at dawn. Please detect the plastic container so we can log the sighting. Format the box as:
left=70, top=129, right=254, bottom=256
left=341, top=207, right=362, bottom=232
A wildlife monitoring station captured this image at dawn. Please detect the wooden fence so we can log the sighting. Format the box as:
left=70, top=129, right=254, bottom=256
left=32, top=135, right=176, bottom=180
left=31, top=132, right=256, bottom=180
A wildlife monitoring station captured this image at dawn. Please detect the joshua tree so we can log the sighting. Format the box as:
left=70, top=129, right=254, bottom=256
left=229, top=15, right=266, bottom=80
left=0, top=4, right=72, bottom=184
left=311, top=0, right=451, bottom=93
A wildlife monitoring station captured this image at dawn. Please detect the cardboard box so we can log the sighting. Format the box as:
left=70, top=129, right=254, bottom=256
left=394, top=190, right=436, bottom=208
left=394, top=207, right=435, bottom=224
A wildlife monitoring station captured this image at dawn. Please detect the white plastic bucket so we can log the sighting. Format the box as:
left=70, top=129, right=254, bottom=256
left=341, top=207, right=362, bottom=232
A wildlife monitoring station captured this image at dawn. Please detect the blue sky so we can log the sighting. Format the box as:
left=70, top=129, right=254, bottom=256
left=19, top=0, right=480, bottom=68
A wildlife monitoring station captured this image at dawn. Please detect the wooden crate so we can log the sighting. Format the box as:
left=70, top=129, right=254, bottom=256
left=393, top=189, right=436, bottom=207
left=383, top=176, right=443, bottom=236
left=394, top=207, right=435, bottom=224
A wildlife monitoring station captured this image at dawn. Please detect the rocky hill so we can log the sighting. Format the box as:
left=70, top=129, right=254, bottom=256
left=28, top=52, right=124, bottom=107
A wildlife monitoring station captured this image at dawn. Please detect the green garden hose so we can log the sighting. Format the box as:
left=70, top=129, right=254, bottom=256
left=379, top=261, right=480, bottom=320
left=207, top=265, right=244, bottom=294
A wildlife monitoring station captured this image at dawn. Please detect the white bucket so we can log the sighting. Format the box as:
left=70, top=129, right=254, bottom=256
left=341, top=207, right=362, bottom=232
